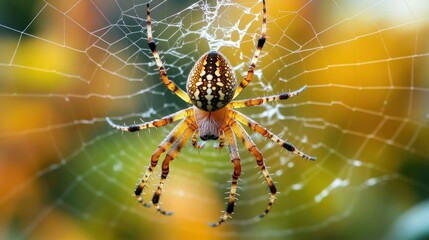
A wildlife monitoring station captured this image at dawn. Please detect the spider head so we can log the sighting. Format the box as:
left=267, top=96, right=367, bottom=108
left=187, top=51, right=236, bottom=112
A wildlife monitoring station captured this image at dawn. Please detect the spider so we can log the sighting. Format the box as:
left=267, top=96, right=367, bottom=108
left=106, top=0, right=315, bottom=227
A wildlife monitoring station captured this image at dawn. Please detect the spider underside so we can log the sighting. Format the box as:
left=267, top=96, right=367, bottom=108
left=107, top=0, right=315, bottom=227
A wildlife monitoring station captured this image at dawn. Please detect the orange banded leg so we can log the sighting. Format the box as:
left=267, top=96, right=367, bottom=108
left=228, top=86, right=307, bottom=109
left=152, top=123, right=196, bottom=215
left=134, top=117, right=192, bottom=207
left=106, top=107, right=193, bottom=132
left=146, top=3, right=191, bottom=104
left=209, top=126, right=241, bottom=227
left=227, top=117, right=276, bottom=219
left=233, top=0, right=267, bottom=98
left=228, top=109, right=316, bottom=161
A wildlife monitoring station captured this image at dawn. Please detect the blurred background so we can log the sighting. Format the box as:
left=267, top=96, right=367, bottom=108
left=1, top=0, right=429, bottom=239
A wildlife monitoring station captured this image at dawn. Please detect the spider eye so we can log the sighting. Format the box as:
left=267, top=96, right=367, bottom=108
left=187, top=51, right=236, bottom=112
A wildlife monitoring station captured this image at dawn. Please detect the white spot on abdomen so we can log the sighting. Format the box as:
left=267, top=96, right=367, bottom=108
left=205, top=88, right=213, bottom=100
left=218, top=90, right=225, bottom=100
left=215, top=69, right=221, bottom=77
left=194, top=89, right=200, bottom=100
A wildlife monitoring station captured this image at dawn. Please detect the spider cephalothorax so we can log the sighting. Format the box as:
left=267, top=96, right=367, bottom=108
left=107, top=0, right=315, bottom=227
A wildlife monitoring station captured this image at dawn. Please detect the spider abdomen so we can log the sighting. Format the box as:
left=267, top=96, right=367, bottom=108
left=187, top=51, right=236, bottom=112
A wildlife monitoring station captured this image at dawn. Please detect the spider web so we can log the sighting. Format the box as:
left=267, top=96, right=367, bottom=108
left=1, top=0, right=429, bottom=239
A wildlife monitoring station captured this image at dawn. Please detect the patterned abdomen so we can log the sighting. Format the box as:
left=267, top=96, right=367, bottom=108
left=187, top=51, right=236, bottom=112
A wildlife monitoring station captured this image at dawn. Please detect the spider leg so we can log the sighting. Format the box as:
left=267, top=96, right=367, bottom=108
left=228, top=109, right=316, bottom=160
left=151, top=121, right=197, bottom=215
left=191, top=130, right=205, bottom=149
left=209, top=126, right=241, bottom=227
left=227, top=117, right=277, bottom=219
left=134, top=117, right=193, bottom=207
left=146, top=3, right=191, bottom=104
left=233, top=0, right=266, bottom=99
left=228, top=85, right=307, bottom=109
left=106, top=107, right=193, bottom=132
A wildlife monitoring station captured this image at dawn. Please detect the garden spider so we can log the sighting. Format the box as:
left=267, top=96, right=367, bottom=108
left=106, top=0, right=315, bottom=227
